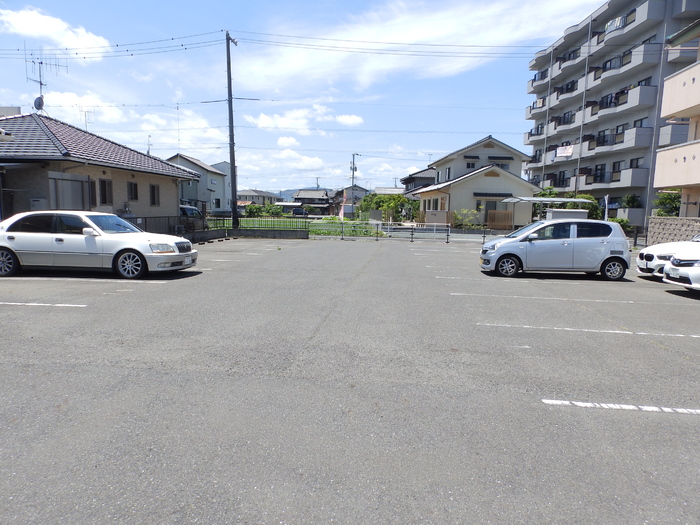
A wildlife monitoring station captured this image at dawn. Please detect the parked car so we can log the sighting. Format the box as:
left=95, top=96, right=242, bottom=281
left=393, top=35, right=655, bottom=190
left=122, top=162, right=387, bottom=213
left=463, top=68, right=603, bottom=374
left=636, top=234, right=700, bottom=278
left=0, top=210, right=197, bottom=279
left=179, top=205, right=209, bottom=232
left=479, top=219, right=630, bottom=280
left=662, top=243, right=700, bottom=291
left=292, top=208, right=308, bottom=216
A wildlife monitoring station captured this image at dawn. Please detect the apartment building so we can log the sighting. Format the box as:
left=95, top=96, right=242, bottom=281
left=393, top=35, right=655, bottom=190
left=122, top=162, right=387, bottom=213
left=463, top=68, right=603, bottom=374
left=654, top=19, right=700, bottom=217
left=525, top=0, right=700, bottom=226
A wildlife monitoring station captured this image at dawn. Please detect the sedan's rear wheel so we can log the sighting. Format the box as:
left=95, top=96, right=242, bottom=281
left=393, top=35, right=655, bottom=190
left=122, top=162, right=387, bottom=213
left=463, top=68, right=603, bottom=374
left=0, top=248, right=20, bottom=277
left=496, top=255, right=520, bottom=277
left=114, top=250, right=147, bottom=279
left=601, top=258, right=626, bottom=281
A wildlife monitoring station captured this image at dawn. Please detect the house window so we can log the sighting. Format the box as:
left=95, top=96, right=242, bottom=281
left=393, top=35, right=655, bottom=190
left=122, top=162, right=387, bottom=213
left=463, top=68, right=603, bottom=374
left=150, top=184, right=160, bottom=206
left=495, top=163, right=510, bottom=171
left=89, top=180, right=97, bottom=208
left=213, top=198, right=221, bottom=208
left=445, top=167, right=451, bottom=180
left=432, top=198, right=439, bottom=210
left=466, top=162, right=476, bottom=170
left=127, top=181, right=138, bottom=201
left=99, top=179, right=113, bottom=205
left=630, top=157, right=643, bottom=168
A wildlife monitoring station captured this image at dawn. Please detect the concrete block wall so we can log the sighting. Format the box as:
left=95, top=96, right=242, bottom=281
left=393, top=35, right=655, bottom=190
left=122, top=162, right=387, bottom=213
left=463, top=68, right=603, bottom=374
left=647, top=216, right=700, bottom=245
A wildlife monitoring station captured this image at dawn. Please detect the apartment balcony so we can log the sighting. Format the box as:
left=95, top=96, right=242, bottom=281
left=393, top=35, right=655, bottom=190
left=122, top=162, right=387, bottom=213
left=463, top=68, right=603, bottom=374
left=581, top=168, right=648, bottom=190
left=658, top=123, right=689, bottom=147
left=595, top=85, right=658, bottom=120
left=655, top=140, right=700, bottom=188
left=600, top=43, right=661, bottom=83
left=672, top=0, right=700, bottom=19
left=525, top=98, right=548, bottom=120
left=603, top=0, right=666, bottom=47
left=667, top=42, right=699, bottom=64
left=615, top=126, right=654, bottom=151
left=524, top=127, right=546, bottom=145
left=527, top=71, right=550, bottom=95
left=660, top=61, right=700, bottom=119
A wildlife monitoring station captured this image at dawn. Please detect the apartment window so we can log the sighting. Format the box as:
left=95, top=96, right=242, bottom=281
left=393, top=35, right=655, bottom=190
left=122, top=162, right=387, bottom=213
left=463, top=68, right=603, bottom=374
left=99, top=179, right=113, bottom=205
left=638, top=77, right=652, bottom=87
left=149, top=184, right=160, bottom=206
left=630, top=157, right=643, bottom=168
left=621, top=48, right=633, bottom=66
left=634, top=118, right=648, bottom=128
left=127, top=181, right=138, bottom=201
left=612, top=161, right=623, bottom=182
left=641, top=35, right=656, bottom=45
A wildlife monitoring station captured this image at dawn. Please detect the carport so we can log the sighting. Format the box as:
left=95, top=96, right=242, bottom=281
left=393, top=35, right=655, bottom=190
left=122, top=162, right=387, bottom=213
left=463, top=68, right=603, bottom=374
left=501, top=196, right=594, bottom=228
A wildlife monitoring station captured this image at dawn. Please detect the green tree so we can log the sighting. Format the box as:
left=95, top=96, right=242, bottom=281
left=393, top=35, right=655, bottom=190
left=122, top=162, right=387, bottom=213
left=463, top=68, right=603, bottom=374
left=564, top=192, right=601, bottom=220
left=357, top=193, right=412, bottom=222
left=245, top=204, right=263, bottom=217
left=653, top=190, right=681, bottom=217
left=533, top=187, right=560, bottom=218
left=263, top=203, right=283, bottom=216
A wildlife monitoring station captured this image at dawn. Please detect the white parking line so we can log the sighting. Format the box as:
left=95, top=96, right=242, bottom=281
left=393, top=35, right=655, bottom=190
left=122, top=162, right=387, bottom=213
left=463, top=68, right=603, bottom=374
left=452, top=292, right=638, bottom=304
left=476, top=322, right=700, bottom=338
left=0, top=301, right=87, bottom=308
left=10, top=277, right=167, bottom=284
left=543, top=399, right=700, bottom=415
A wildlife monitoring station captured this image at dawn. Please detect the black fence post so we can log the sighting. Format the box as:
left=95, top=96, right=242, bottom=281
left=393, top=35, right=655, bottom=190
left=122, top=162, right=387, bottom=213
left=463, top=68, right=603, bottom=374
left=410, top=227, right=414, bottom=243
left=446, top=225, right=450, bottom=244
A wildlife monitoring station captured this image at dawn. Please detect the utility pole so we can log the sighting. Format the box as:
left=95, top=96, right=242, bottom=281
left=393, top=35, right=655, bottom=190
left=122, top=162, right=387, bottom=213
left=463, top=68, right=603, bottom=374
left=351, top=153, right=360, bottom=217
left=226, top=32, right=239, bottom=228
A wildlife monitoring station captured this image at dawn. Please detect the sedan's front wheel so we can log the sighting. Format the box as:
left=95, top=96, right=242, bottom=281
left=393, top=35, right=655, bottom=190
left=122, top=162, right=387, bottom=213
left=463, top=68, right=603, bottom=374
left=114, top=250, right=147, bottom=279
left=0, top=248, right=20, bottom=277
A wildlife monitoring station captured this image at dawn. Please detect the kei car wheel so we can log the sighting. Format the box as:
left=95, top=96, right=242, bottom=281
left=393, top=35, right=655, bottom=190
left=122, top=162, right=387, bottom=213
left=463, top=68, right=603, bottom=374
left=601, top=258, right=626, bottom=281
left=114, top=250, right=147, bottom=279
left=0, top=248, right=20, bottom=277
left=496, top=255, right=520, bottom=277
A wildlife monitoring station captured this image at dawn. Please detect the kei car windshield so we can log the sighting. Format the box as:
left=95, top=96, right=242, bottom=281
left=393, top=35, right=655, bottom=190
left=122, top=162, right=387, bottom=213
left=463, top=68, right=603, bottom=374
left=504, top=221, right=544, bottom=239
left=89, top=215, right=142, bottom=234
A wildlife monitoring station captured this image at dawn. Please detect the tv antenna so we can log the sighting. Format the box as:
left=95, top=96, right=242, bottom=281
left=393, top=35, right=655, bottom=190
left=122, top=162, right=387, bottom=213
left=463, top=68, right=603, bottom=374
left=24, top=44, right=67, bottom=113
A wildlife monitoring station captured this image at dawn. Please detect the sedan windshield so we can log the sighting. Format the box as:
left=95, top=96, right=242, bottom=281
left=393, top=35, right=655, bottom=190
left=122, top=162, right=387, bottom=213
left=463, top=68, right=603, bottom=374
left=89, top=215, right=142, bottom=234
left=504, top=221, right=544, bottom=238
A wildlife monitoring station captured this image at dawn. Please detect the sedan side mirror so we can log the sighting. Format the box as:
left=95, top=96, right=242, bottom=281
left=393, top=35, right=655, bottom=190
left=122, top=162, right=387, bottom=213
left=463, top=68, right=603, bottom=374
left=82, top=227, right=99, bottom=236
left=527, top=233, right=539, bottom=241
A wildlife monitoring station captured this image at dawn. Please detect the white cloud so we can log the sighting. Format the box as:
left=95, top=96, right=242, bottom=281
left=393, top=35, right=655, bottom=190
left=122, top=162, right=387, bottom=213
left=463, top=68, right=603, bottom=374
left=243, top=104, right=363, bottom=135
left=0, top=8, right=110, bottom=63
left=235, top=0, right=603, bottom=94
left=277, top=136, right=300, bottom=147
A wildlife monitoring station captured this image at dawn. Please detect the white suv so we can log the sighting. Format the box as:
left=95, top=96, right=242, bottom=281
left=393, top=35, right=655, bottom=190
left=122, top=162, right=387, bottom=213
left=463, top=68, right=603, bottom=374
left=480, top=219, right=630, bottom=280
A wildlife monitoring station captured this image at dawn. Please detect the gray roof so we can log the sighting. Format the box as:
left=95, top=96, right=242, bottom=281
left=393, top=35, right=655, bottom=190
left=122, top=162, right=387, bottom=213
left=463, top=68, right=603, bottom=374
left=0, top=113, right=198, bottom=180
left=168, top=153, right=226, bottom=176
left=294, top=189, right=328, bottom=198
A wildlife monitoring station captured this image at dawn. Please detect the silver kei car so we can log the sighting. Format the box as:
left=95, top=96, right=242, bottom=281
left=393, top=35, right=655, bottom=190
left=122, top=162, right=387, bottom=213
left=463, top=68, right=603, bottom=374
left=0, top=210, right=197, bottom=279
left=480, top=219, right=630, bottom=280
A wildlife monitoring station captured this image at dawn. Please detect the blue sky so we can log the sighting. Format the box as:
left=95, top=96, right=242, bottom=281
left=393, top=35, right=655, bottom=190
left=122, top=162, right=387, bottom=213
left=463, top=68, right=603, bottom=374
left=0, top=0, right=604, bottom=193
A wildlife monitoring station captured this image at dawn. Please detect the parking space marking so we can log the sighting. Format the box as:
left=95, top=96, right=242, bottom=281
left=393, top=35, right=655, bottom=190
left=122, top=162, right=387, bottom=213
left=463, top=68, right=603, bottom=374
left=0, top=301, right=87, bottom=308
left=476, top=322, right=700, bottom=338
left=452, top=292, right=639, bottom=304
left=543, top=399, right=700, bottom=416
left=10, top=277, right=168, bottom=284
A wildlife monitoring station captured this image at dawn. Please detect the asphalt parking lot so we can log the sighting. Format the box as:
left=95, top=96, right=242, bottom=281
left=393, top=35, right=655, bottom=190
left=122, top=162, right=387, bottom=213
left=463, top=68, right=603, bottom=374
left=1, top=236, right=699, bottom=524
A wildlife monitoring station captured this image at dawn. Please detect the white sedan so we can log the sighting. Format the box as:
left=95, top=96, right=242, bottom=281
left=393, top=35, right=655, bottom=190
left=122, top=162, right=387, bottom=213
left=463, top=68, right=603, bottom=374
left=662, top=243, right=700, bottom=291
left=636, top=234, right=700, bottom=278
left=0, top=210, right=197, bottom=279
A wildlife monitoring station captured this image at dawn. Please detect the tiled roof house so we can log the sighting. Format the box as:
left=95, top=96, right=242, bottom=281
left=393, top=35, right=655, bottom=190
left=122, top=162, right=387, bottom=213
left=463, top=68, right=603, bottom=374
left=0, top=113, right=198, bottom=219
